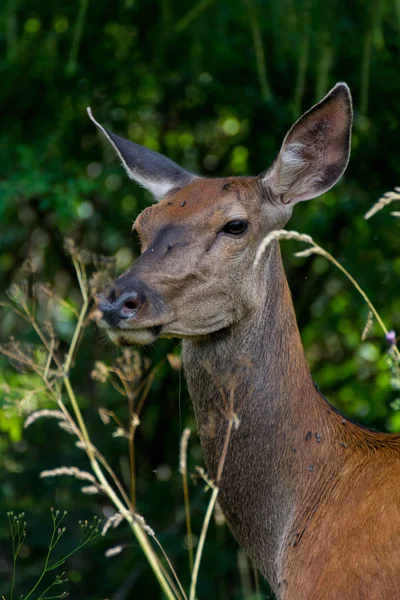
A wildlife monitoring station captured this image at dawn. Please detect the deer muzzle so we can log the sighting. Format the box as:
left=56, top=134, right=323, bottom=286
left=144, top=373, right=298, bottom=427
left=96, top=277, right=170, bottom=345
left=97, top=291, right=143, bottom=327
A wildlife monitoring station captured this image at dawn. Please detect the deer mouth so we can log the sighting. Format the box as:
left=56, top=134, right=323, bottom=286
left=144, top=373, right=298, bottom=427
left=96, top=314, right=164, bottom=346
left=109, top=325, right=163, bottom=346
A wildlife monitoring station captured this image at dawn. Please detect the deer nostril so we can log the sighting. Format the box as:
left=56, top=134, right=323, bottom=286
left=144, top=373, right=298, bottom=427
left=120, top=294, right=141, bottom=317
left=121, top=300, right=139, bottom=311
left=124, top=299, right=138, bottom=310
left=96, top=289, right=144, bottom=325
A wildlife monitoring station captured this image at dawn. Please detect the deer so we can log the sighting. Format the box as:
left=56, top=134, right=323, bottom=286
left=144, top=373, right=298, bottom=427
left=88, top=83, right=400, bottom=600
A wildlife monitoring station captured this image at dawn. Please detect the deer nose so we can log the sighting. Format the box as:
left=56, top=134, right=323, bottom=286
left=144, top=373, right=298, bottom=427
left=97, top=291, right=143, bottom=327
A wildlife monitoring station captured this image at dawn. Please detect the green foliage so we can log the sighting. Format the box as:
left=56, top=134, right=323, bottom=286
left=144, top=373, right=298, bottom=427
left=1, top=0, right=400, bottom=598
left=3, top=510, right=101, bottom=600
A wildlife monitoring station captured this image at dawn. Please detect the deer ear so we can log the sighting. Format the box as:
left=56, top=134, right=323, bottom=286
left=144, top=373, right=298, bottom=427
left=262, top=83, right=352, bottom=205
left=87, top=108, right=197, bottom=201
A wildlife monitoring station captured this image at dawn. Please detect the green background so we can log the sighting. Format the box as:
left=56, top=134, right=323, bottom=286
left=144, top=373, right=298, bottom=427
left=1, top=0, right=400, bottom=598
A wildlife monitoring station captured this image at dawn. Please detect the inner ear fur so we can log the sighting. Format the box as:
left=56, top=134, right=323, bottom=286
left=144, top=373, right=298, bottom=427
left=263, top=82, right=353, bottom=205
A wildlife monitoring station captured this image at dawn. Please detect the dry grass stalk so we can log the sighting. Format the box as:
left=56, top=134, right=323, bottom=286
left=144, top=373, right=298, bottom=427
left=255, top=228, right=400, bottom=363
left=81, top=485, right=101, bottom=495
left=179, top=428, right=194, bottom=572
left=1, top=250, right=180, bottom=600
left=238, top=549, right=253, bottom=599
left=91, top=361, right=110, bottom=383
left=254, top=229, right=313, bottom=267
left=365, top=187, right=400, bottom=219
left=33, top=283, right=79, bottom=318
left=112, top=427, right=128, bottom=438
left=134, top=513, right=156, bottom=538
left=58, top=420, right=79, bottom=435
left=189, top=379, right=238, bottom=600
left=189, top=488, right=219, bottom=600
left=105, top=545, right=124, bottom=558
left=98, top=407, right=111, bottom=425
left=179, top=428, right=191, bottom=476
left=102, top=511, right=124, bottom=536
left=213, top=500, right=225, bottom=527
left=252, top=561, right=262, bottom=600
left=90, top=348, right=160, bottom=511
left=194, top=466, right=215, bottom=491
left=24, top=409, right=65, bottom=428
left=131, top=413, right=140, bottom=427
left=361, top=311, right=374, bottom=341
left=40, top=466, right=97, bottom=484
left=167, top=353, right=182, bottom=370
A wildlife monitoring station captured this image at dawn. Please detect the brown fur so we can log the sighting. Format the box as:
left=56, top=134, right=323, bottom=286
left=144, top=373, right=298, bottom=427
left=182, top=243, right=400, bottom=600
left=95, top=84, right=400, bottom=598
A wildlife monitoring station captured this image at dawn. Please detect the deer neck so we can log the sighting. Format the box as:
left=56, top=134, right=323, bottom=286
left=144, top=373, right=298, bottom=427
left=182, top=241, right=340, bottom=588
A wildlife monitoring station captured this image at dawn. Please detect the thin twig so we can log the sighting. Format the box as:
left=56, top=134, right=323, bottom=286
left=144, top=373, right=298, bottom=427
left=189, top=409, right=235, bottom=600
left=189, top=486, right=219, bottom=600
left=18, top=297, right=62, bottom=370
left=252, top=561, right=262, bottom=600
left=37, top=285, right=79, bottom=318
left=176, top=0, right=216, bottom=32
left=44, top=334, right=55, bottom=381
left=293, top=0, right=311, bottom=117
left=244, top=0, right=271, bottom=102
left=152, top=536, right=188, bottom=600
left=360, top=29, right=372, bottom=116
left=126, top=361, right=161, bottom=508
left=128, top=392, right=136, bottom=509
left=67, top=0, right=91, bottom=75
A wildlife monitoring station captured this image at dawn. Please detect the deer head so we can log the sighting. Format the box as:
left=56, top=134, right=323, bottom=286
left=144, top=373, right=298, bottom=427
left=89, top=83, right=352, bottom=346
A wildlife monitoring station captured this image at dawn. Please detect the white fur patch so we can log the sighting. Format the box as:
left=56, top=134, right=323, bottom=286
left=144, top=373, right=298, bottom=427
left=109, top=328, right=157, bottom=346
left=281, top=143, right=305, bottom=168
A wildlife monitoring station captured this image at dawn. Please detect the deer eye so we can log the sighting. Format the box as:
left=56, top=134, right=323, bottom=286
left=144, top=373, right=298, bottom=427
left=222, top=220, right=248, bottom=236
